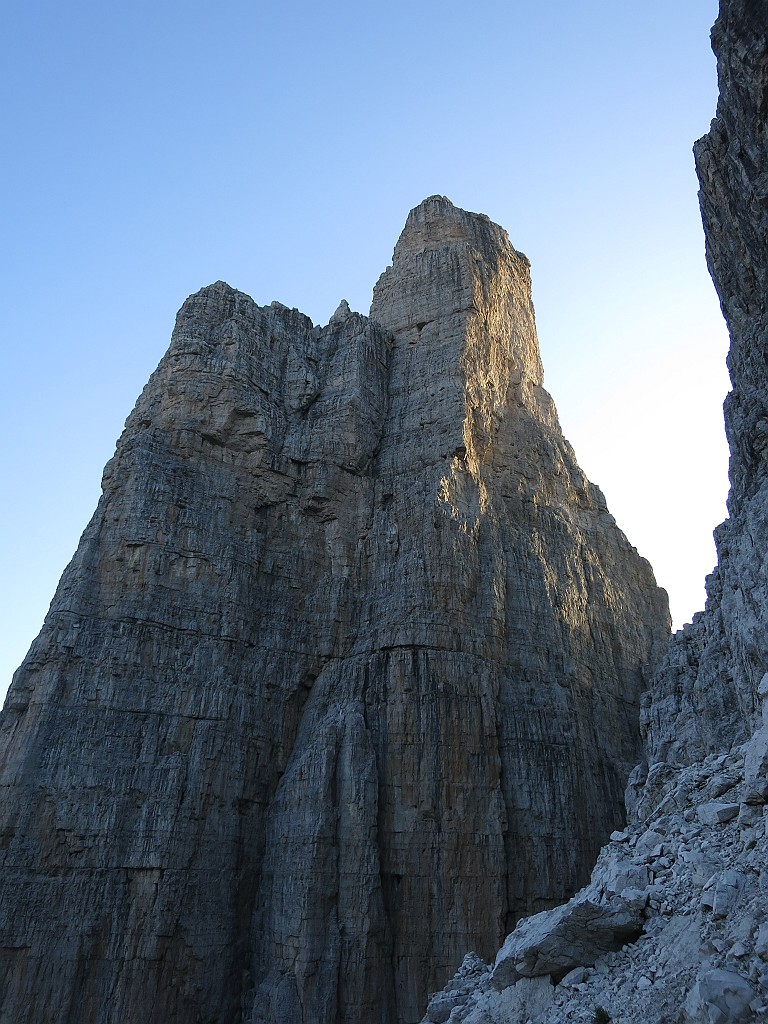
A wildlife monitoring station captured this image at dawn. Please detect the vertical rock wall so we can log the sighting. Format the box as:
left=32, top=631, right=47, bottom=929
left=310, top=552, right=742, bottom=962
left=643, top=0, right=768, bottom=764
left=370, top=8, right=768, bottom=1022
left=0, top=197, right=669, bottom=1024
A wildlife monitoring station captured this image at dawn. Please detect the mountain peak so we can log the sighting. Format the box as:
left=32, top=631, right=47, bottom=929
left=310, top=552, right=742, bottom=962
left=391, top=195, right=520, bottom=264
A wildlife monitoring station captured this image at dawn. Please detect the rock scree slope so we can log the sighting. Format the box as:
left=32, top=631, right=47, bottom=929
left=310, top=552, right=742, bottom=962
left=0, top=196, right=669, bottom=1024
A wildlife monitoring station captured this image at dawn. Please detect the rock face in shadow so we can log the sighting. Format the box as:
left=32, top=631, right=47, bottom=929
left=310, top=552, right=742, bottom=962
left=643, top=0, right=768, bottom=765
left=0, top=197, right=669, bottom=1024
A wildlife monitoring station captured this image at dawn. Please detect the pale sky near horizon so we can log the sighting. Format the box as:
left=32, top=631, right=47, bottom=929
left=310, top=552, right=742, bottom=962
left=1, top=1, right=729, bottom=705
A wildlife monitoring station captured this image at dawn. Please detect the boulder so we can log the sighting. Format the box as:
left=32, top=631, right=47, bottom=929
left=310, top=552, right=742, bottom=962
left=490, top=888, right=644, bottom=989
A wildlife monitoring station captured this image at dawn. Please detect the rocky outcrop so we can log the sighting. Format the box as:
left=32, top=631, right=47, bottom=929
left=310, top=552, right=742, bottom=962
left=643, top=0, right=768, bottom=765
left=0, top=197, right=668, bottom=1024
left=488, top=889, right=645, bottom=991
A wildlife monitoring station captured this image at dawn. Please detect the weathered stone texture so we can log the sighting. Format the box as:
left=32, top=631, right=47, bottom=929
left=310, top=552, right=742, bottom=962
left=419, top=744, right=768, bottom=1024
left=0, top=197, right=669, bottom=1024
left=644, top=0, right=768, bottom=764
left=420, top=5, right=768, bottom=1022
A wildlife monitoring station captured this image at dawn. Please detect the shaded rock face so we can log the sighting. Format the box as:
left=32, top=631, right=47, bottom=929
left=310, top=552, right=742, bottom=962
left=643, top=0, right=768, bottom=765
left=418, top=744, right=768, bottom=1024
left=0, top=196, right=669, bottom=1024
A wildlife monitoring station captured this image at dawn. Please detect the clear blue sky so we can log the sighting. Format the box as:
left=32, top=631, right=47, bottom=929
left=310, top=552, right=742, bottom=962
left=1, top=1, right=729, bottom=703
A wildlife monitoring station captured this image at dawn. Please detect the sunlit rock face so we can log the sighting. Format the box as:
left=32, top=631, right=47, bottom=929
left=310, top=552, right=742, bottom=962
left=0, top=196, right=669, bottom=1024
left=411, top=8, right=768, bottom=1024
left=643, top=0, right=768, bottom=765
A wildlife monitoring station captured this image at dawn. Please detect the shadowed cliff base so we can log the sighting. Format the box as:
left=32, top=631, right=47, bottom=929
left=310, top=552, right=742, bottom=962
left=0, top=196, right=669, bottom=1024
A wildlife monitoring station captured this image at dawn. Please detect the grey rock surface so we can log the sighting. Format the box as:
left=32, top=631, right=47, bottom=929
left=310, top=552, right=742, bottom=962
left=684, top=969, right=757, bottom=1024
left=420, top=747, right=768, bottom=1024
left=698, top=802, right=741, bottom=826
left=420, top=3, right=768, bottom=1021
left=643, top=0, right=768, bottom=766
left=0, top=197, right=669, bottom=1024
left=423, top=4, right=768, bottom=1019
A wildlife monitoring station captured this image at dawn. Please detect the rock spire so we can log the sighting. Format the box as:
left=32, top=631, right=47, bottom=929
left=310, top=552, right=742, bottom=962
left=0, top=196, right=669, bottom=1024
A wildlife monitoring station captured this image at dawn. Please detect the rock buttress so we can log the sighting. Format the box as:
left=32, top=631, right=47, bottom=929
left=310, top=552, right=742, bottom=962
left=0, top=198, right=669, bottom=1024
